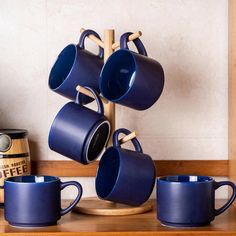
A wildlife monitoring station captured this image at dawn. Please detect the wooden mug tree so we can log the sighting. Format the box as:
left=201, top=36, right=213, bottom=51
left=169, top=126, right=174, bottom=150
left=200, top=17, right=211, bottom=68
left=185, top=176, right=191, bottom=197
left=74, top=28, right=153, bottom=216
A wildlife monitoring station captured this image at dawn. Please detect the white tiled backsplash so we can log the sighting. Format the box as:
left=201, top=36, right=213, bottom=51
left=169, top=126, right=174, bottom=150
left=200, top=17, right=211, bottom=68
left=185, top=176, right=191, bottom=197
left=0, top=0, right=229, bottom=198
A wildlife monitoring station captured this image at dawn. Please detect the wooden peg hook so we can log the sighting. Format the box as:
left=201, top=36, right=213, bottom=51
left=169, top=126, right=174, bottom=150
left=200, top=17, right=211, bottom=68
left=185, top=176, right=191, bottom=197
left=112, top=31, right=142, bottom=50
left=119, top=131, right=137, bottom=144
left=80, top=28, right=104, bottom=48
left=76, top=85, right=108, bottom=104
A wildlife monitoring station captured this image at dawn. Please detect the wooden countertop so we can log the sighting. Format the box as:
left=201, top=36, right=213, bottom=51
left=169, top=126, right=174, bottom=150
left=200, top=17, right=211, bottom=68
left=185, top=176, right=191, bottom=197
left=1, top=199, right=236, bottom=236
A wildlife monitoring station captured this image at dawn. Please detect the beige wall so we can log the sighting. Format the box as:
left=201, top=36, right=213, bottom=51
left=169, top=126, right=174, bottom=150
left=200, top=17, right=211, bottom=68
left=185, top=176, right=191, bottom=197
left=0, top=0, right=228, bottom=198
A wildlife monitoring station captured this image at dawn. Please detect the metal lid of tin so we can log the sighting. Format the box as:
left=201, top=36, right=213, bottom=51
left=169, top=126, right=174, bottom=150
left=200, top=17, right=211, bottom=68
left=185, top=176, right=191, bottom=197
left=0, top=129, right=28, bottom=139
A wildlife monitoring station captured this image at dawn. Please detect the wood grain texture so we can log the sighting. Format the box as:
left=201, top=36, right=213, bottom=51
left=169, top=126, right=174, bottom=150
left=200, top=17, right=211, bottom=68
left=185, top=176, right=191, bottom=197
left=229, top=0, right=236, bottom=205
left=31, top=160, right=228, bottom=177
left=1, top=200, right=236, bottom=235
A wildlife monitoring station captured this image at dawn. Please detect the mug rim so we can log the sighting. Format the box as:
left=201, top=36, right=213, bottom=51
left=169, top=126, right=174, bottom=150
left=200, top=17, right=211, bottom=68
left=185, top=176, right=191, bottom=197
left=99, top=49, right=137, bottom=102
left=158, top=175, right=214, bottom=184
left=5, top=175, right=60, bottom=184
left=48, top=44, right=77, bottom=91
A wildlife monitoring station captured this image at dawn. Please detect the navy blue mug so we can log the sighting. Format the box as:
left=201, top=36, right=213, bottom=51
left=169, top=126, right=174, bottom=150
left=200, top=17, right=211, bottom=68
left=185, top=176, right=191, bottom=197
left=157, top=175, right=236, bottom=227
left=96, top=128, right=156, bottom=206
left=48, top=29, right=104, bottom=104
left=4, top=175, right=83, bottom=227
left=48, top=87, right=110, bottom=164
left=99, top=32, right=165, bottom=110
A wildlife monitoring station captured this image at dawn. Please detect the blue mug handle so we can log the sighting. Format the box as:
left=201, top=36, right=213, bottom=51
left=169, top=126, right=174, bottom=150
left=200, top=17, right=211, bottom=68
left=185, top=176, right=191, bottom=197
left=78, top=29, right=104, bottom=59
left=112, top=128, right=143, bottom=153
left=120, top=32, right=148, bottom=56
left=214, top=181, right=236, bottom=216
left=76, top=86, right=104, bottom=115
left=60, top=181, right=83, bottom=216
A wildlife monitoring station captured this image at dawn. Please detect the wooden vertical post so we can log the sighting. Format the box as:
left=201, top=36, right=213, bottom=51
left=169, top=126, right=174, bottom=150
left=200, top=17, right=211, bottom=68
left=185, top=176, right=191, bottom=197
left=103, top=30, right=116, bottom=146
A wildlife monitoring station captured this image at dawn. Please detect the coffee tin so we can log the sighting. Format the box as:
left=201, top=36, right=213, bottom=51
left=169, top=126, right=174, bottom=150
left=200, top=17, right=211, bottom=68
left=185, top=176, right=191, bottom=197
left=0, top=129, right=30, bottom=203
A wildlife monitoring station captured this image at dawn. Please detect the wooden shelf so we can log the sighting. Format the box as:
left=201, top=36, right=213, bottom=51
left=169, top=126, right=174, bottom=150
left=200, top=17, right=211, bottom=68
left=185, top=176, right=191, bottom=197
left=31, top=160, right=228, bottom=177
left=1, top=199, right=236, bottom=235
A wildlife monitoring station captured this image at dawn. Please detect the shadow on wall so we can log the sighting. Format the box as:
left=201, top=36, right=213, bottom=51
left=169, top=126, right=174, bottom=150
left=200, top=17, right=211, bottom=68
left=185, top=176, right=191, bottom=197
left=116, top=35, right=212, bottom=159
left=117, top=37, right=205, bottom=127
left=29, top=139, right=40, bottom=161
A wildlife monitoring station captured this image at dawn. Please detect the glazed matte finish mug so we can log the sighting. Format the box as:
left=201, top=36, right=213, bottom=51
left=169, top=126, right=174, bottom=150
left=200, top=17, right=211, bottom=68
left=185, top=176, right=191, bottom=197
left=4, top=175, right=83, bottom=227
left=157, top=175, right=236, bottom=227
left=100, top=32, right=164, bottom=110
left=96, top=128, right=156, bottom=206
left=48, top=29, right=104, bottom=104
left=48, top=87, right=110, bottom=164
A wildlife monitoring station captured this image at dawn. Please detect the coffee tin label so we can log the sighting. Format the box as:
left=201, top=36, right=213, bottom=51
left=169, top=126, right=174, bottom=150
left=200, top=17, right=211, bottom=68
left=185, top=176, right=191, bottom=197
left=0, top=158, right=30, bottom=187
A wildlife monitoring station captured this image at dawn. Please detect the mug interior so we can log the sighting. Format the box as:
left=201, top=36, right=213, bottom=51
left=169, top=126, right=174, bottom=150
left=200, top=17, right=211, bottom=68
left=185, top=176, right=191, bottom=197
left=159, top=175, right=213, bottom=183
left=100, top=50, right=136, bottom=101
left=5, top=175, right=59, bottom=183
left=96, top=148, right=120, bottom=198
left=86, top=121, right=110, bottom=163
left=49, top=44, right=76, bottom=90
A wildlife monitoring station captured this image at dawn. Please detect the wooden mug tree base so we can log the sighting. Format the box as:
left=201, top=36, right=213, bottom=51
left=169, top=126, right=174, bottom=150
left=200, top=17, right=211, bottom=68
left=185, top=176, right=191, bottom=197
left=73, top=197, right=153, bottom=216
left=75, top=28, right=149, bottom=216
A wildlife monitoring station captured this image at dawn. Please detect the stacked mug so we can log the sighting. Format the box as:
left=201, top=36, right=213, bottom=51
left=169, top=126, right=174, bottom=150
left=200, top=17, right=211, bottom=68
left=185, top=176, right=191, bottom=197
left=46, top=29, right=164, bottom=208
left=5, top=28, right=173, bottom=228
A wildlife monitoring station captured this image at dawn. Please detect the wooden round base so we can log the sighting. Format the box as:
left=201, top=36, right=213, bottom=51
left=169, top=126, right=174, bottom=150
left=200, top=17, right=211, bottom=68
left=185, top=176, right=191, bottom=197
left=72, top=197, right=153, bottom=216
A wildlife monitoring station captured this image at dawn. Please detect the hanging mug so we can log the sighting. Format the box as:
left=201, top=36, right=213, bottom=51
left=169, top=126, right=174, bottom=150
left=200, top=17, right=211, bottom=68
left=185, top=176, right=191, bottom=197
left=48, top=29, right=104, bottom=104
left=96, top=128, right=156, bottom=206
left=48, top=87, right=110, bottom=164
left=99, top=32, right=164, bottom=110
